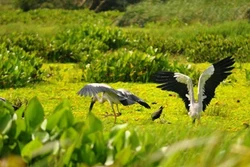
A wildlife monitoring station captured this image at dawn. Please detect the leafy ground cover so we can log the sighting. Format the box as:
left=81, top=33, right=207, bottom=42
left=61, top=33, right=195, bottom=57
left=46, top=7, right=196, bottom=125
left=0, top=1, right=250, bottom=165
left=1, top=62, right=250, bottom=166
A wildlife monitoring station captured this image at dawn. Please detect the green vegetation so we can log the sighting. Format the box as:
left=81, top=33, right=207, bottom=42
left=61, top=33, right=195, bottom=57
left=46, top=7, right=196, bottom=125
left=118, top=0, right=250, bottom=26
left=1, top=0, right=250, bottom=166
left=0, top=43, right=43, bottom=88
left=0, top=62, right=250, bottom=166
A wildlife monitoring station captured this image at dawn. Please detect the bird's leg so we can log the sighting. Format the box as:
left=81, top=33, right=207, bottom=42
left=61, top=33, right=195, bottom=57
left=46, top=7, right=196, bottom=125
left=197, top=118, right=201, bottom=125
left=116, top=104, right=122, bottom=116
left=192, top=118, right=196, bottom=124
left=110, top=104, right=117, bottom=124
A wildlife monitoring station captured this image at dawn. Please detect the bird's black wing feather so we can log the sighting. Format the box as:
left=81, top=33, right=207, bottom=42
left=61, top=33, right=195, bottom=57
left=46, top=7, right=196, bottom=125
left=116, top=89, right=151, bottom=109
left=152, top=71, right=190, bottom=111
left=202, top=56, right=235, bottom=111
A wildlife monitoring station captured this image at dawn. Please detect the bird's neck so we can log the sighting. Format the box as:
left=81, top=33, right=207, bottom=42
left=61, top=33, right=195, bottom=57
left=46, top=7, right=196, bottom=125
left=187, top=81, right=195, bottom=104
left=95, top=94, right=106, bottom=104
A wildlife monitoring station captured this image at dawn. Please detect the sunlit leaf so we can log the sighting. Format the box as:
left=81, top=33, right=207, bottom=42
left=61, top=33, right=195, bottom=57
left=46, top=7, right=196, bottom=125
left=46, top=100, right=74, bottom=130
left=25, top=97, right=44, bottom=131
left=115, top=147, right=133, bottom=166
left=0, top=135, right=3, bottom=152
left=32, top=131, right=50, bottom=143
left=21, top=139, right=43, bottom=162
left=0, top=111, right=12, bottom=134
left=60, top=127, right=78, bottom=148
left=88, top=112, right=103, bottom=133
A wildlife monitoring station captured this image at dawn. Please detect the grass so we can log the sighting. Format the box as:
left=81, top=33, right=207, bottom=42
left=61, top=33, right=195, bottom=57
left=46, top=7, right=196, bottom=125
left=119, top=0, right=250, bottom=26
left=1, top=62, right=250, bottom=166
left=1, top=3, right=250, bottom=165
left=0, top=62, right=249, bottom=132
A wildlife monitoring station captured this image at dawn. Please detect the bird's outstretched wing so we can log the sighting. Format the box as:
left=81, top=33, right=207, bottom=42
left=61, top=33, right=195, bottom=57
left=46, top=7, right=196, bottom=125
left=152, top=71, right=191, bottom=111
left=198, top=56, right=235, bottom=111
left=116, top=89, right=151, bottom=108
left=77, top=83, right=117, bottom=97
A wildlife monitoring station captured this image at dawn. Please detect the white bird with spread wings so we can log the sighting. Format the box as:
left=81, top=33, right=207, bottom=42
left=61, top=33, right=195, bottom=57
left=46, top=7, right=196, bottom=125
left=153, top=56, right=235, bottom=124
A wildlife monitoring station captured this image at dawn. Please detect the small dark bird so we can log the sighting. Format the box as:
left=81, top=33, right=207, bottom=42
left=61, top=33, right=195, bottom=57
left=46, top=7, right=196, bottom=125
left=151, top=106, right=164, bottom=121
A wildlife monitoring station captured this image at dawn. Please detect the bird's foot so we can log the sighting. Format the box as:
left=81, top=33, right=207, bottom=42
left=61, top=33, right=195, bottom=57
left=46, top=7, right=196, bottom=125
left=103, top=112, right=113, bottom=117
left=103, top=112, right=122, bottom=117
left=159, top=119, right=171, bottom=124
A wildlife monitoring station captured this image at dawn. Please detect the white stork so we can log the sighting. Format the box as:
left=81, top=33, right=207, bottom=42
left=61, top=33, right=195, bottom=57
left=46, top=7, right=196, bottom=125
left=152, top=56, right=235, bottom=124
left=77, top=83, right=151, bottom=123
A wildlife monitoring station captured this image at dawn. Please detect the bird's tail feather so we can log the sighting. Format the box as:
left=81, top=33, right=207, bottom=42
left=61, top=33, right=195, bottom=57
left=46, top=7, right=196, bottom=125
left=119, top=99, right=131, bottom=106
left=137, top=101, right=151, bottom=109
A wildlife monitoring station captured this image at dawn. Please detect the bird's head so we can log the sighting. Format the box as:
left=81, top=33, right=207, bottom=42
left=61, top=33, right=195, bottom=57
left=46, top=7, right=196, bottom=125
left=89, top=97, right=97, bottom=112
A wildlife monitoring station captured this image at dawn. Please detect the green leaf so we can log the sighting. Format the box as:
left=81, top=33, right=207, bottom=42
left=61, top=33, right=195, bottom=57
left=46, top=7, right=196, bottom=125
left=115, top=146, right=133, bottom=166
left=60, top=127, right=78, bottom=148
left=32, top=131, right=50, bottom=143
left=25, top=97, right=44, bottom=131
left=15, top=105, right=26, bottom=119
left=14, top=118, right=26, bottom=138
left=60, top=128, right=78, bottom=165
left=0, top=135, right=3, bottom=153
left=0, top=111, right=12, bottom=134
left=88, top=112, right=103, bottom=133
left=21, top=139, right=43, bottom=162
left=46, top=100, right=74, bottom=130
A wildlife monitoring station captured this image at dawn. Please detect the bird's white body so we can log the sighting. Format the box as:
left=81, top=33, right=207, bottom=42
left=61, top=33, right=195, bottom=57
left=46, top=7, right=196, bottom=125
left=154, top=56, right=235, bottom=123
left=174, top=71, right=210, bottom=122
left=188, top=102, right=202, bottom=121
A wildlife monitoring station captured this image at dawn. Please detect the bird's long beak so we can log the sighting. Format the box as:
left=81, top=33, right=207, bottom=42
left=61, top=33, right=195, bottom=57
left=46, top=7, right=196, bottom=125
left=89, top=101, right=95, bottom=112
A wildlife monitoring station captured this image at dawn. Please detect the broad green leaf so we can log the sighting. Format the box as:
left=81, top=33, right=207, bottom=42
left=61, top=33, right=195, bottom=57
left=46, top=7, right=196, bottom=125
left=46, top=100, right=74, bottom=130
left=40, top=119, right=47, bottom=131
left=60, top=127, right=78, bottom=148
left=0, top=111, right=12, bottom=134
left=88, top=112, right=103, bottom=133
left=32, top=131, right=50, bottom=143
left=0, top=135, right=3, bottom=152
left=15, top=105, right=26, bottom=119
left=108, top=124, right=129, bottom=152
left=88, top=131, right=107, bottom=163
left=63, top=143, right=76, bottom=165
left=110, top=124, right=128, bottom=137
left=60, top=128, right=78, bottom=165
left=21, top=139, right=43, bottom=162
left=15, top=118, right=26, bottom=138
left=25, top=97, right=44, bottom=131
left=115, top=146, right=133, bottom=166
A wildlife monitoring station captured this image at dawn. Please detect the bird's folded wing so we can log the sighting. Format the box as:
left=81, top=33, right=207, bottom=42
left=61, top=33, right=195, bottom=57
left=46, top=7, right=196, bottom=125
left=116, top=89, right=151, bottom=108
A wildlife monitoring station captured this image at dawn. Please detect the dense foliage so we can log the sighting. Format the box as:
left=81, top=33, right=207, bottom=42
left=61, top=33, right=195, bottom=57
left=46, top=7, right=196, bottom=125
left=1, top=1, right=250, bottom=166
left=0, top=8, right=249, bottom=86
left=1, top=91, right=250, bottom=166
left=0, top=97, right=162, bottom=166
left=0, top=43, right=43, bottom=88
left=118, top=0, right=250, bottom=26
left=12, top=0, right=142, bottom=11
